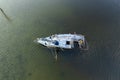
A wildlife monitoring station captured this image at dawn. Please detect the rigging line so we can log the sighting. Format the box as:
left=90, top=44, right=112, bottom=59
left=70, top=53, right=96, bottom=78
left=49, top=48, right=57, bottom=61
left=54, top=48, right=58, bottom=61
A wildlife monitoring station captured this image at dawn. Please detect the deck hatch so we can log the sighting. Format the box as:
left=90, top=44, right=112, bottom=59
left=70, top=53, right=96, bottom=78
left=66, top=41, right=70, bottom=45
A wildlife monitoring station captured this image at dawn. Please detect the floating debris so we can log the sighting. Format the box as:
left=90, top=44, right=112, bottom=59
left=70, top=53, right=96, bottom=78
left=0, top=8, right=11, bottom=22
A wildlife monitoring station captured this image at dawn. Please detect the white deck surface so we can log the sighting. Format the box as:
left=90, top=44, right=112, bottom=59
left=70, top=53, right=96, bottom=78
left=37, top=34, right=85, bottom=49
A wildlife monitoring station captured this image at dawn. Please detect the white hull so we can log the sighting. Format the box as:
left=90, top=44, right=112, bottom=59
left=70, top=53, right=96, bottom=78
left=35, top=33, right=88, bottom=50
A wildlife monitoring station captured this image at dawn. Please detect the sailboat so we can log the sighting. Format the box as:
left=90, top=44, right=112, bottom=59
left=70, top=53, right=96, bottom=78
left=35, top=33, right=88, bottom=60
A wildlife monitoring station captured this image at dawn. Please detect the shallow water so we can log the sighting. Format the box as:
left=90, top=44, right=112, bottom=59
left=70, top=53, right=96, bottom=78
left=0, top=0, right=120, bottom=80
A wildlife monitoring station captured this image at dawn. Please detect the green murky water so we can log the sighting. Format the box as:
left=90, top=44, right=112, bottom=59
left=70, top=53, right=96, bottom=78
left=0, top=0, right=120, bottom=80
